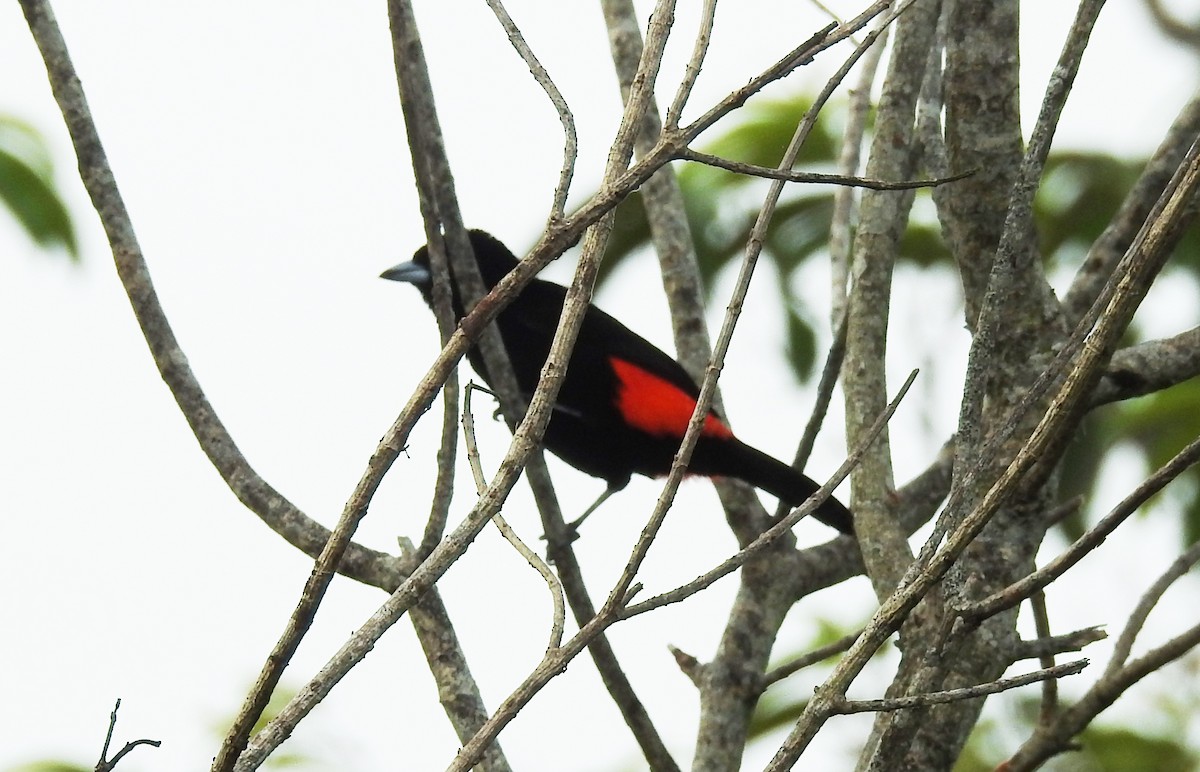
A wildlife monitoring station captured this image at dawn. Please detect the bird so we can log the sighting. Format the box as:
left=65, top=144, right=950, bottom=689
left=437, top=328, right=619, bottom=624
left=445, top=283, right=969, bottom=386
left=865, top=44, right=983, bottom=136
left=381, top=229, right=853, bottom=535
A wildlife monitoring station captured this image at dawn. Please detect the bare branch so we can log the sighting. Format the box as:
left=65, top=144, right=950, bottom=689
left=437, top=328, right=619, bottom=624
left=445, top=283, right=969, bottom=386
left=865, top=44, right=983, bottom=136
left=829, top=17, right=889, bottom=324
left=679, top=148, right=973, bottom=189
left=833, top=660, right=1088, bottom=714
left=1108, top=538, right=1200, bottom=675
left=1005, top=578, right=1200, bottom=770
left=962, top=434, right=1200, bottom=623
left=663, top=0, right=717, bottom=130
left=1009, top=627, right=1107, bottom=662
left=420, top=379, right=460, bottom=555
left=678, top=1, right=893, bottom=142
left=399, top=538, right=514, bottom=772
left=17, top=0, right=405, bottom=595
left=463, top=383, right=565, bottom=651
left=1030, top=591, right=1060, bottom=725
left=775, top=314, right=850, bottom=519
left=482, top=0, right=577, bottom=221
left=623, top=369, right=918, bottom=618
left=1063, top=91, right=1200, bottom=325
left=841, top=0, right=934, bottom=599
left=93, top=700, right=161, bottom=772
left=760, top=630, right=863, bottom=691
left=1090, top=327, right=1200, bottom=407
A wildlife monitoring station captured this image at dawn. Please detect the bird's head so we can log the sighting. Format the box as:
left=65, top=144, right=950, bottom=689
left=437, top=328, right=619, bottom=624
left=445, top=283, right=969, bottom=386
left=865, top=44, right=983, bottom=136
left=380, top=229, right=519, bottom=306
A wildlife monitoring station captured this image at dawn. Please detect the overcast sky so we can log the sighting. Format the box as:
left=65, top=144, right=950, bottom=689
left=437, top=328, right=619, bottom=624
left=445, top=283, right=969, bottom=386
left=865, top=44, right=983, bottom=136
left=3, top=2, right=1199, bottom=770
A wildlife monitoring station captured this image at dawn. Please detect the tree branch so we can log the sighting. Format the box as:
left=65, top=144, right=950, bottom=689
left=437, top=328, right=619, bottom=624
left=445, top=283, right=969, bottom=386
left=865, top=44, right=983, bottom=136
left=462, top=384, right=565, bottom=651
left=93, top=699, right=161, bottom=772
left=842, top=0, right=934, bottom=600
left=482, top=0, right=577, bottom=222
left=833, top=659, right=1087, bottom=714
left=768, top=127, right=1200, bottom=770
left=1064, top=92, right=1200, bottom=326
left=1004, top=547, right=1200, bottom=771
left=18, top=0, right=405, bottom=596
left=961, top=434, right=1200, bottom=623
left=1090, top=327, right=1200, bottom=407
left=678, top=148, right=972, bottom=189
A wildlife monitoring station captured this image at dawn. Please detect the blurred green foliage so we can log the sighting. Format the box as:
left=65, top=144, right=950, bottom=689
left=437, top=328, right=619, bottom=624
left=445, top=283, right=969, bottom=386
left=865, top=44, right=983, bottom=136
left=1, top=114, right=77, bottom=259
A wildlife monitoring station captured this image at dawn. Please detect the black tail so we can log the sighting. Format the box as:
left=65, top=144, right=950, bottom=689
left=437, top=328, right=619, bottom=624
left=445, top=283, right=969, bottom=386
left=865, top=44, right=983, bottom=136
left=707, top=439, right=854, bottom=534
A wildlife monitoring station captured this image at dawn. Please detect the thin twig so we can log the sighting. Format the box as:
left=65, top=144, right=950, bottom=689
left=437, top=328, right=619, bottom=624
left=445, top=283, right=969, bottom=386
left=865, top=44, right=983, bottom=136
left=1064, top=93, right=1200, bottom=325
left=677, top=2, right=892, bottom=143
left=463, top=383, right=565, bottom=651
left=93, top=699, right=161, bottom=772
left=1009, top=627, right=1107, bottom=662
left=664, top=0, right=718, bottom=130
left=962, top=434, right=1200, bottom=622
left=830, top=17, right=889, bottom=323
left=98, top=700, right=118, bottom=770
left=1030, top=591, right=1060, bottom=725
left=781, top=7, right=891, bottom=523
left=679, top=148, right=972, bottom=189
left=1107, top=537, right=1200, bottom=676
left=760, top=630, right=863, bottom=690
left=420, top=355, right=459, bottom=556
left=623, top=369, right=917, bottom=618
left=775, top=312, right=849, bottom=520
left=1005, top=607, right=1200, bottom=770
left=669, top=645, right=704, bottom=685
left=832, top=659, right=1088, bottom=714
left=99, top=739, right=163, bottom=772
left=482, top=0, right=577, bottom=221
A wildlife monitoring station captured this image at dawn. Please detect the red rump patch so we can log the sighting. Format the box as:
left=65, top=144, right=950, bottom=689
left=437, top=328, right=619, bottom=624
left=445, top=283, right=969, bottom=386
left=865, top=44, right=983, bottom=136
left=609, top=356, right=734, bottom=440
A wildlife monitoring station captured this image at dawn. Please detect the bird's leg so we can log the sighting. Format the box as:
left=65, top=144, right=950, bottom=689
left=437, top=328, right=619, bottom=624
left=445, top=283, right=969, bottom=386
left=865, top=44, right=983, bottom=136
left=567, top=483, right=619, bottom=533
left=542, top=482, right=621, bottom=550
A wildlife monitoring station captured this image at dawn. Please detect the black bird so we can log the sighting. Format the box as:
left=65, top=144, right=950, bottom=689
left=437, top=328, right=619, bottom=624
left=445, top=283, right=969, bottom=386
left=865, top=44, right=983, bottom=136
left=381, top=230, right=852, bottom=534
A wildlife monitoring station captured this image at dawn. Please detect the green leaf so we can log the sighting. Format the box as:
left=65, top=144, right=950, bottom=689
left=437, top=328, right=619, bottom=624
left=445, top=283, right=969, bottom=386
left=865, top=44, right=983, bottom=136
left=784, top=305, right=817, bottom=381
left=0, top=115, right=77, bottom=259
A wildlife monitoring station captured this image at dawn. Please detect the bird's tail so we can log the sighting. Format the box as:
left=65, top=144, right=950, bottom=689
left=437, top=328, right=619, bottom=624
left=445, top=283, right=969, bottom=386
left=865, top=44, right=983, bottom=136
left=711, top=439, right=854, bottom=534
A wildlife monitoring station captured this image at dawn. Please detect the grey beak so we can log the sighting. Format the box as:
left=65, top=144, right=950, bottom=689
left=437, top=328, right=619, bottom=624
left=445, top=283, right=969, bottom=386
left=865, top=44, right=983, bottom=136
left=380, top=260, right=432, bottom=286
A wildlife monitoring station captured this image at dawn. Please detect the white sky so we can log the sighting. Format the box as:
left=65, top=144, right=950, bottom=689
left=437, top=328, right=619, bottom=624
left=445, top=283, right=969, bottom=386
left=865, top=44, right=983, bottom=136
left=2, top=2, right=1199, bottom=771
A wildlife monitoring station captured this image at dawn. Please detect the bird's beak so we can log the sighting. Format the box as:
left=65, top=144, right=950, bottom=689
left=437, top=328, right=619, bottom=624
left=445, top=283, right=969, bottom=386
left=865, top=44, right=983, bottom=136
left=380, top=260, right=432, bottom=286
